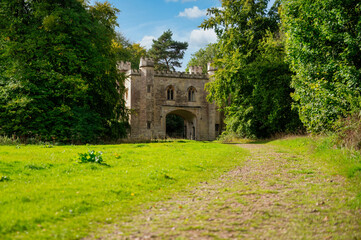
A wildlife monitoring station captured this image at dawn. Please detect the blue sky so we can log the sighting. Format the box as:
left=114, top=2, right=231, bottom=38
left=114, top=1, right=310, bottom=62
left=93, top=0, right=276, bottom=71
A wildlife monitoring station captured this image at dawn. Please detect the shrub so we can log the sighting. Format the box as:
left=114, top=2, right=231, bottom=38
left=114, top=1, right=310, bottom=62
left=0, top=135, right=20, bottom=145
left=76, top=150, right=104, bottom=164
left=335, top=112, right=361, bottom=150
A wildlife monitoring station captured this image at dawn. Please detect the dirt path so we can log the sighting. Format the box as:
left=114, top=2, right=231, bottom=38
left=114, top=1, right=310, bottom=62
left=90, top=144, right=361, bottom=239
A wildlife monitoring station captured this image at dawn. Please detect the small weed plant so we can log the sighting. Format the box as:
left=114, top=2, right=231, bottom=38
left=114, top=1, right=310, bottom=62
left=43, top=143, right=54, bottom=148
left=0, top=176, right=10, bottom=182
left=76, top=150, right=104, bottom=164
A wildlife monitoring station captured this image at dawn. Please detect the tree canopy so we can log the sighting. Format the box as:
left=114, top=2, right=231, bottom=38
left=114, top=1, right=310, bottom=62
left=0, top=0, right=129, bottom=143
left=201, top=0, right=302, bottom=138
left=115, top=32, right=146, bottom=69
left=186, top=43, right=217, bottom=74
left=148, top=30, right=188, bottom=71
left=281, top=0, right=361, bottom=132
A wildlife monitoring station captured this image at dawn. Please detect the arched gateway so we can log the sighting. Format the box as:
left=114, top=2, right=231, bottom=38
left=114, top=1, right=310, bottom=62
left=119, top=58, right=223, bottom=141
left=165, top=109, right=197, bottom=140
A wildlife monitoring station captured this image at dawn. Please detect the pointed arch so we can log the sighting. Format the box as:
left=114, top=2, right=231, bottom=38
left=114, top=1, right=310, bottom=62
left=166, top=85, right=175, bottom=100
left=188, top=86, right=196, bottom=102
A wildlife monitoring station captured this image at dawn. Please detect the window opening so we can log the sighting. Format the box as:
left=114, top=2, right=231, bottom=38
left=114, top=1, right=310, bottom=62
left=167, top=86, right=174, bottom=100
left=188, top=87, right=196, bottom=101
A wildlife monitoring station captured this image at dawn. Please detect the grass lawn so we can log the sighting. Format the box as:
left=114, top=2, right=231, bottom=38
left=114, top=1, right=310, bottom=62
left=0, top=141, right=247, bottom=239
left=269, top=136, right=361, bottom=208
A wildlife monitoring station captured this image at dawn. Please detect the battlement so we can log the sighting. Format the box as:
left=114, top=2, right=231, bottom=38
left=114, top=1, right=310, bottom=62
left=154, top=70, right=208, bottom=79
left=118, top=61, right=131, bottom=72
left=130, top=69, right=141, bottom=75
left=189, top=66, right=203, bottom=74
left=139, top=58, right=154, bottom=68
left=207, top=62, right=217, bottom=72
left=124, top=58, right=215, bottom=79
left=128, top=69, right=208, bottom=79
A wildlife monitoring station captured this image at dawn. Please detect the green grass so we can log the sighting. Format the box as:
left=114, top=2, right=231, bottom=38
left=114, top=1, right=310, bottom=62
left=269, top=135, right=361, bottom=208
left=0, top=141, right=247, bottom=239
left=2, top=135, right=360, bottom=239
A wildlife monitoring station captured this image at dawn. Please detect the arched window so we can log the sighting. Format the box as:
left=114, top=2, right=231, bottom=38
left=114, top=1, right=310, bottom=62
left=166, top=86, right=174, bottom=100
left=188, top=87, right=196, bottom=102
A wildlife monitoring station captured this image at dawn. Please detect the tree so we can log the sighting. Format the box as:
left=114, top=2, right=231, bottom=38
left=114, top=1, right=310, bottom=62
left=148, top=30, right=188, bottom=71
left=281, top=0, right=361, bottom=132
left=0, top=0, right=128, bottom=142
left=114, top=33, right=146, bottom=69
left=186, top=43, right=217, bottom=74
left=128, top=43, right=147, bottom=69
left=201, top=0, right=302, bottom=138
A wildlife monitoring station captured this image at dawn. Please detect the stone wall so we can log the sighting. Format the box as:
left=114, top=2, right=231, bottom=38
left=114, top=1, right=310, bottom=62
left=120, top=58, right=222, bottom=141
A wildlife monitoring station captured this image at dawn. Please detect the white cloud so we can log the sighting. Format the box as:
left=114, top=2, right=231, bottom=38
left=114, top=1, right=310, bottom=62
left=189, top=29, right=217, bottom=48
left=178, top=6, right=207, bottom=19
left=140, top=36, right=156, bottom=50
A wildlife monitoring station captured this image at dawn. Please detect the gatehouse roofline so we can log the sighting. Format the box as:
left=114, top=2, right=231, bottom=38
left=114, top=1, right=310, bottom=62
left=123, top=68, right=209, bottom=80
left=118, top=57, right=216, bottom=79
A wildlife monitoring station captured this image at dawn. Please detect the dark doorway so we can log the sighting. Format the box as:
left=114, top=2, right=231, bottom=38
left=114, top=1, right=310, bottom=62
left=166, top=114, right=184, bottom=138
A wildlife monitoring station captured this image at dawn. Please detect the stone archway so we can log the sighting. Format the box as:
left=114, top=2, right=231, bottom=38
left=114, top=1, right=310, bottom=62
left=166, top=114, right=184, bottom=138
left=165, top=109, right=197, bottom=140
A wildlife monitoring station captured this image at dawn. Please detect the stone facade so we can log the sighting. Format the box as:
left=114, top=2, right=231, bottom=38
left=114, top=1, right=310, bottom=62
left=119, top=58, right=223, bottom=141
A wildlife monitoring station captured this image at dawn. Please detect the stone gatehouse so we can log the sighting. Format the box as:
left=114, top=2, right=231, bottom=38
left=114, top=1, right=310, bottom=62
left=119, top=58, right=223, bottom=141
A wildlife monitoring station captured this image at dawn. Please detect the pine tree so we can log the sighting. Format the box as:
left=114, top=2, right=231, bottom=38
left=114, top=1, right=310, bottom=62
left=148, top=30, right=188, bottom=71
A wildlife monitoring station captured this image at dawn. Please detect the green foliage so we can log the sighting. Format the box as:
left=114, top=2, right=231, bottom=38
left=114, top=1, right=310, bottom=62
left=201, top=0, right=302, bottom=138
left=281, top=0, right=361, bottom=132
left=76, top=150, right=104, bottom=164
left=186, top=43, right=217, bottom=74
left=0, top=0, right=129, bottom=143
left=148, top=30, right=188, bottom=71
left=115, top=33, right=147, bottom=69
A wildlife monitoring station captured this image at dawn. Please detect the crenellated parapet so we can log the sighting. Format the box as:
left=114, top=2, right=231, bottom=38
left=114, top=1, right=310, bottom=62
left=128, top=69, right=208, bottom=79
left=139, top=58, right=154, bottom=68
left=207, top=62, right=217, bottom=76
left=123, top=58, right=214, bottom=79
left=130, top=69, right=141, bottom=75
left=154, top=70, right=208, bottom=79
left=189, top=66, right=203, bottom=74
left=118, top=61, right=131, bottom=72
